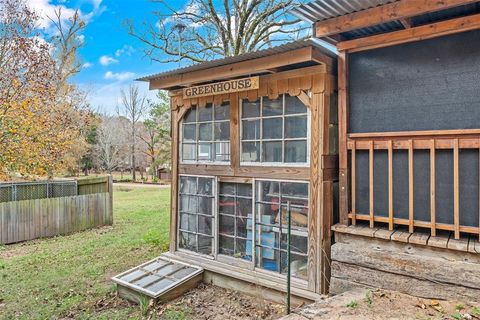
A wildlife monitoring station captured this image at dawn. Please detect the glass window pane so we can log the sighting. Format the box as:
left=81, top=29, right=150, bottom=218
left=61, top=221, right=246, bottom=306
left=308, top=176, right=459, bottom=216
left=183, top=124, right=196, bottom=141
left=219, top=235, right=234, bottom=256
left=198, top=235, right=213, bottom=255
left=242, top=99, right=260, bottom=118
left=242, top=120, right=260, bottom=140
left=262, top=118, right=282, bottom=139
left=180, top=213, right=196, bottom=232
left=215, top=102, right=230, bottom=120
left=241, top=142, right=260, bottom=162
left=285, top=95, right=307, bottom=115
left=237, top=184, right=252, bottom=197
left=199, top=123, right=212, bottom=141
left=219, top=196, right=235, bottom=215
left=279, top=205, right=308, bottom=228
left=236, top=217, right=248, bottom=238
left=179, top=232, right=196, bottom=251
left=257, top=181, right=280, bottom=203
left=281, top=252, right=307, bottom=280
left=263, top=141, right=282, bottom=162
left=182, top=144, right=196, bottom=161
left=285, top=116, right=307, bottom=138
left=214, top=142, right=230, bottom=162
left=281, top=234, right=308, bottom=254
left=281, top=182, right=308, bottom=199
left=235, top=238, right=251, bottom=261
left=219, top=214, right=235, bottom=235
left=284, top=140, right=307, bottom=163
left=214, top=122, right=230, bottom=141
left=219, top=183, right=235, bottom=196
left=180, top=176, right=196, bottom=194
left=198, top=216, right=212, bottom=235
left=179, top=195, right=197, bottom=214
left=256, top=203, right=278, bottom=226
left=184, top=107, right=196, bottom=123
left=198, top=178, right=213, bottom=195
left=263, top=96, right=283, bottom=117
left=198, top=143, right=212, bottom=161
left=198, top=104, right=213, bottom=121
left=237, top=198, right=252, bottom=217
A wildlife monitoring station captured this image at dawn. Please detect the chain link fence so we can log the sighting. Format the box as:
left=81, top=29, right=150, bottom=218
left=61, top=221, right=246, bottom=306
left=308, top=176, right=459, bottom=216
left=0, top=180, right=78, bottom=203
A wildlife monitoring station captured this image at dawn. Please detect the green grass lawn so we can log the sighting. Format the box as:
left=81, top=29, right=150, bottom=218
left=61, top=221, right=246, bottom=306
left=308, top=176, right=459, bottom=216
left=0, top=186, right=171, bottom=319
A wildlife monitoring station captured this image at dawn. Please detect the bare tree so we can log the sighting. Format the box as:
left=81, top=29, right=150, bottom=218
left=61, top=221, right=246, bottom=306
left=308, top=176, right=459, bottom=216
left=125, top=0, right=309, bottom=64
left=95, top=116, right=129, bottom=174
left=117, top=85, right=148, bottom=181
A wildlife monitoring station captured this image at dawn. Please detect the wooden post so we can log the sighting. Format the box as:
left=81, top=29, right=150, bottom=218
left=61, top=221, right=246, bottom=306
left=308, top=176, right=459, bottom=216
left=388, top=140, right=394, bottom=230
left=170, top=107, right=180, bottom=253
left=408, top=139, right=414, bottom=233
left=430, top=140, right=436, bottom=237
left=338, top=51, right=349, bottom=225
left=351, top=140, right=356, bottom=225
left=369, top=140, right=374, bottom=228
left=453, top=138, right=460, bottom=239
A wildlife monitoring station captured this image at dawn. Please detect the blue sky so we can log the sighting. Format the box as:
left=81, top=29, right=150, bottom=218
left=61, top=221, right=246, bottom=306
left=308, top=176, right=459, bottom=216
left=27, top=0, right=183, bottom=114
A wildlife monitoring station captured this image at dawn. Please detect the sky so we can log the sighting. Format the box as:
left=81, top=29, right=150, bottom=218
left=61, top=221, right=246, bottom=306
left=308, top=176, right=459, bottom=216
left=25, top=0, right=184, bottom=115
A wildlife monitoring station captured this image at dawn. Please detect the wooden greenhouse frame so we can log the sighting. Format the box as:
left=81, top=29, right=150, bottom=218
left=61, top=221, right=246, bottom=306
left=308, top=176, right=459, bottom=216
left=139, top=41, right=338, bottom=301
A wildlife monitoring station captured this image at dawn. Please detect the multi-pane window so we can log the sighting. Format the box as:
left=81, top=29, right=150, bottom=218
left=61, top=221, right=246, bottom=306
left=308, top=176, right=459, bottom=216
left=254, top=180, right=309, bottom=280
left=241, top=94, right=309, bottom=164
left=178, top=176, right=215, bottom=255
left=218, top=182, right=253, bottom=261
left=181, top=103, right=230, bottom=163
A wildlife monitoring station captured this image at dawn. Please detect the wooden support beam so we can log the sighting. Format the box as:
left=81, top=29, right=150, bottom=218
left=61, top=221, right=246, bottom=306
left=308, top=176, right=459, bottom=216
left=351, top=140, right=356, bottom=225
left=337, top=13, right=480, bottom=53
left=388, top=140, right=393, bottom=231
left=338, top=52, right=349, bottom=225
left=454, top=138, right=460, bottom=239
left=369, top=140, right=374, bottom=228
left=408, top=139, right=414, bottom=234
left=430, top=140, right=436, bottom=237
left=315, top=0, right=478, bottom=38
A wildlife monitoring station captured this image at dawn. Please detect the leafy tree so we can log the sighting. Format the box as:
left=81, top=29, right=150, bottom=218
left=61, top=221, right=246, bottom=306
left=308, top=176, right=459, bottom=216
left=126, top=0, right=309, bottom=64
left=139, top=91, right=171, bottom=180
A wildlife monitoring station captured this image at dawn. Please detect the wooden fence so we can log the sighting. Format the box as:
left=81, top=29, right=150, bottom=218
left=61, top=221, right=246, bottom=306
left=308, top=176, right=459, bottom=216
left=0, top=176, right=113, bottom=244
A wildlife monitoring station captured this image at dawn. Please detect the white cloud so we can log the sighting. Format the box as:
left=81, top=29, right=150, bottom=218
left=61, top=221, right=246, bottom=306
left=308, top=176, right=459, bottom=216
left=115, top=45, right=135, bottom=57
left=25, top=0, right=106, bottom=31
left=104, top=71, right=136, bottom=81
left=99, top=55, right=118, bottom=66
left=82, top=62, right=93, bottom=68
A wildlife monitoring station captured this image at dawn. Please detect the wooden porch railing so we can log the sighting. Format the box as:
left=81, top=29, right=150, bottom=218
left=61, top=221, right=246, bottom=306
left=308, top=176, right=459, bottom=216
left=347, top=129, right=480, bottom=240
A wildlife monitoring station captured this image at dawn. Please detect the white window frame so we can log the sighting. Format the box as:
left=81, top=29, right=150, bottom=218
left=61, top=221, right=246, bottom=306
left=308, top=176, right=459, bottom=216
left=176, top=175, right=310, bottom=280
left=180, top=103, right=231, bottom=165
left=177, top=174, right=217, bottom=259
left=240, top=94, right=311, bottom=167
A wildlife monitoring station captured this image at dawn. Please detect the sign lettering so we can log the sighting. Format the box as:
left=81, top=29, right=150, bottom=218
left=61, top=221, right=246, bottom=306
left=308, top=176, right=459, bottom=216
left=183, top=76, right=259, bottom=99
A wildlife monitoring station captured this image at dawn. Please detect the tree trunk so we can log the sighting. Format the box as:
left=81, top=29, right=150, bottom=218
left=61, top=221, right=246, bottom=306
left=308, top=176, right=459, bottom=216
left=131, top=146, right=136, bottom=182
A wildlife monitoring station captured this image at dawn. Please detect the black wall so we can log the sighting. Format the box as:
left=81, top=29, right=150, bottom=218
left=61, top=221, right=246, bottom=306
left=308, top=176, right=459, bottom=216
left=349, top=30, right=480, bottom=228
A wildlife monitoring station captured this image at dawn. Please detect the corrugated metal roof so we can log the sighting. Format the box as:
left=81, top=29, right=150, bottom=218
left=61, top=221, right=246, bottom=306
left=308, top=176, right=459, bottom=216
left=290, top=0, right=399, bottom=24
left=137, top=38, right=335, bottom=82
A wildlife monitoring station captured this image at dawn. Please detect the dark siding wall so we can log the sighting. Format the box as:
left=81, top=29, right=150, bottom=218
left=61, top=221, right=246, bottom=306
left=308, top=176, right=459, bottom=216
left=349, top=29, right=480, bottom=133
left=349, top=30, right=480, bottom=228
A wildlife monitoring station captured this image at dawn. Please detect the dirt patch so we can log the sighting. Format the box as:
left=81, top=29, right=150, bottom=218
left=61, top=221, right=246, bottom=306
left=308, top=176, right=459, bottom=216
left=285, top=288, right=480, bottom=320
left=151, top=283, right=285, bottom=319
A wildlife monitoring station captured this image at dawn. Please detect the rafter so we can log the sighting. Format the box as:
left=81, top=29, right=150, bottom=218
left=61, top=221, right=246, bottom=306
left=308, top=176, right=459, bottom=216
left=314, top=0, right=479, bottom=37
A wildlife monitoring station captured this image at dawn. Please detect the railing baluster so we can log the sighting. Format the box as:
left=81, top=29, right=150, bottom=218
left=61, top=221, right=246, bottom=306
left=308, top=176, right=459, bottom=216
left=369, top=140, right=374, bottom=228
left=430, top=139, right=436, bottom=237
left=388, top=140, right=393, bottom=230
left=408, top=139, right=414, bottom=234
left=454, top=138, right=460, bottom=240
left=351, top=140, right=356, bottom=225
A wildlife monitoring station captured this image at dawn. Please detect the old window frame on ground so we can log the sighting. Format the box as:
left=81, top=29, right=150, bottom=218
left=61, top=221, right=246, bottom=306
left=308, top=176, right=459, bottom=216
left=240, top=94, right=311, bottom=167
left=180, top=102, right=231, bottom=164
